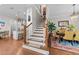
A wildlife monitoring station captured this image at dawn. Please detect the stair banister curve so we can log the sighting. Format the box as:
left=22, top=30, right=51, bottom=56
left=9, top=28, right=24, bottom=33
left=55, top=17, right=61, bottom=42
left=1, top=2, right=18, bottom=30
left=24, top=22, right=32, bottom=44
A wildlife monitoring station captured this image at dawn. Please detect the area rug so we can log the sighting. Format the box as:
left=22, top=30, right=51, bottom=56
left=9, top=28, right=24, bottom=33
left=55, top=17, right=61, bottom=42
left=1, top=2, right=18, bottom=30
left=51, top=40, right=79, bottom=54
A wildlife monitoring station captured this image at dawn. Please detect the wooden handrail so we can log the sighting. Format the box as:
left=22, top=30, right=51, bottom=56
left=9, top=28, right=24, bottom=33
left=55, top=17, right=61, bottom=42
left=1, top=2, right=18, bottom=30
left=24, top=22, right=32, bottom=44
left=26, top=23, right=32, bottom=28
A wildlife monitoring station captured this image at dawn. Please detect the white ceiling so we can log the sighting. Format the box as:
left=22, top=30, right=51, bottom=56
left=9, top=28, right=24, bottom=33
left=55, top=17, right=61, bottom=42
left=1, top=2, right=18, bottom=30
left=0, top=4, right=79, bottom=20
left=0, top=4, right=35, bottom=19
left=47, top=4, right=79, bottom=19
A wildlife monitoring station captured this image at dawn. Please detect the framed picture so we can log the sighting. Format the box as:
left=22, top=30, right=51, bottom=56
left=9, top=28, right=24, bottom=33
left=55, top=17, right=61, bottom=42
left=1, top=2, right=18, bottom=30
left=28, top=15, right=31, bottom=22
left=0, top=19, right=6, bottom=29
left=58, top=20, right=69, bottom=27
left=40, top=5, right=47, bottom=16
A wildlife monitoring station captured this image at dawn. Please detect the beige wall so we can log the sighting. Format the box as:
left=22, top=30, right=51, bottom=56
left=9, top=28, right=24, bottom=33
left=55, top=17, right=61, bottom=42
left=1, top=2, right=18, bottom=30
left=32, top=6, right=42, bottom=29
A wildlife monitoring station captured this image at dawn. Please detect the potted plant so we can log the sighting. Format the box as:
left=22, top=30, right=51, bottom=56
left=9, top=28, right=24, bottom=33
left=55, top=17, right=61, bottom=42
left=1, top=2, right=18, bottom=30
left=48, top=20, right=56, bottom=48
left=68, top=24, right=76, bottom=31
left=48, top=21, right=56, bottom=32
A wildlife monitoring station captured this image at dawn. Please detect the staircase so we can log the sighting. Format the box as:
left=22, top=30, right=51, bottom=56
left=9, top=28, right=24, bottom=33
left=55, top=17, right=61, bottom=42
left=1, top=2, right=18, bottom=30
left=22, top=26, right=49, bottom=55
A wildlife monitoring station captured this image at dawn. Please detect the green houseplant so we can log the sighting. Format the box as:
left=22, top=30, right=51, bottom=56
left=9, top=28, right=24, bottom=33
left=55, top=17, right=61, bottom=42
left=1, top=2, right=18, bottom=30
left=48, top=21, right=56, bottom=32
left=68, top=24, right=76, bottom=31
left=48, top=21, right=56, bottom=48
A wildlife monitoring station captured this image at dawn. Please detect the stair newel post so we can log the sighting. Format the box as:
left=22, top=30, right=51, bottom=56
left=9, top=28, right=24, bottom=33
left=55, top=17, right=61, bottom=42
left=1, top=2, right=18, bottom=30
left=24, top=24, right=27, bottom=44
left=44, top=19, right=48, bottom=49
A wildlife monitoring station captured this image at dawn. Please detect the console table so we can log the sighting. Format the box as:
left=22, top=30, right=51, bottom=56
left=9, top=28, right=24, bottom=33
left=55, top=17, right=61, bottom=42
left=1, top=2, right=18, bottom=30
left=0, top=30, right=9, bottom=39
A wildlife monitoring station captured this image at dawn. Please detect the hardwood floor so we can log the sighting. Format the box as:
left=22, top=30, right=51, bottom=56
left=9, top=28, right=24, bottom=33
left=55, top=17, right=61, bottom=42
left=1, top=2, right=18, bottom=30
left=0, top=37, right=78, bottom=55
left=0, top=38, right=22, bottom=55
left=18, top=48, right=42, bottom=55
left=0, top=38, right=41, bottom=55
left=50, top=47, right=79, bottom=55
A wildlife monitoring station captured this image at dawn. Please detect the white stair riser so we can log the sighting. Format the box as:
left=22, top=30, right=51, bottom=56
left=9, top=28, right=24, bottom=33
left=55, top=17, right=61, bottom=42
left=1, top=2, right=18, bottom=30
left=28, top=40, right=44, bottom=46
left=29, top=39, right=43, bottom=42
left=36, top=28, right=44, bottom=30
left=29, top=37, right=45, bottom=41
left=36, top=28, right=43, bottom=29
left=28, top=44, right=41, bottom=48
left=36, top=27, right=43, bottom=29
left=33, top=31, right=44, bottom=34
left=35, top=28, right=43, bottom=29
left=35, top=29, right=43, bottom=31
left=34, top=30, right=43, bottom=32
left=30, top=35, right=44, bottom=38
left=31, top=34, right=44, bottom=36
